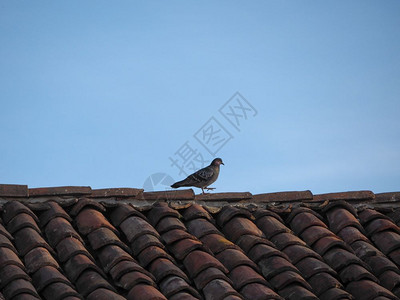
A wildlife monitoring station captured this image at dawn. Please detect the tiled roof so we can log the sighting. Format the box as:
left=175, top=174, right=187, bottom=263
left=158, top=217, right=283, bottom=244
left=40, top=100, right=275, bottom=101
left=0, top=185, right=400, bottom=300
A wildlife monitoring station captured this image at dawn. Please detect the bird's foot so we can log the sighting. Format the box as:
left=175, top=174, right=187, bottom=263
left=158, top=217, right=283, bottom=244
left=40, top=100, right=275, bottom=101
left=205, top=187, right=215, bottom=191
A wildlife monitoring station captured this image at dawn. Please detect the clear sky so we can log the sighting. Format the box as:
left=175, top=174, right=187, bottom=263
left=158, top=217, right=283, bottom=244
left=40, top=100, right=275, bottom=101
left=1, top=1, right=399, bottom=195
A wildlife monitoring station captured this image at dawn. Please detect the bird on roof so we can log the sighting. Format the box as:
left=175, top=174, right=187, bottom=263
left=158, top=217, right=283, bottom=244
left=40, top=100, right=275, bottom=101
left=171, top=158, right=224, bottom=194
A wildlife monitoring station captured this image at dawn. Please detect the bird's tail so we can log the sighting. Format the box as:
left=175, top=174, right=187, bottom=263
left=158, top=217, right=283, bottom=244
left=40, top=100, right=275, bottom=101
left=171, top=180, right=188, bottom=188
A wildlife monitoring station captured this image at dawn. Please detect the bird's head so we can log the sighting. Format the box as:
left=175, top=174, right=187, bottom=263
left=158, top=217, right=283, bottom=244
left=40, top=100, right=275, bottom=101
left=211, top=158, right=224, bottom=166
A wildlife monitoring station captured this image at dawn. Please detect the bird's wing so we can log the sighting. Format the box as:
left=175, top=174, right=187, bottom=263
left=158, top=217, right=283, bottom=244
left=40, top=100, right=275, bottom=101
left=188, top=165, right=214, bottom=183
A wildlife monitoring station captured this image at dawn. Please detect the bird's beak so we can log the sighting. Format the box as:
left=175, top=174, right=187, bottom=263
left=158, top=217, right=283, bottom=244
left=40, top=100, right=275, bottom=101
left=221, top=162, right=224, bottom=165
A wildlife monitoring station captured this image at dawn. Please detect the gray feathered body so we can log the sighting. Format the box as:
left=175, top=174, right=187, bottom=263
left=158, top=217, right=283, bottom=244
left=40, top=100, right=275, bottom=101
left=171, top=165, right=220, bottom=188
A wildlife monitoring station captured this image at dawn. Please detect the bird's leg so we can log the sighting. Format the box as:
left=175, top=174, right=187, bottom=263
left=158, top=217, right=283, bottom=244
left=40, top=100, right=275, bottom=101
left=201, top=187, right=205, bottom=195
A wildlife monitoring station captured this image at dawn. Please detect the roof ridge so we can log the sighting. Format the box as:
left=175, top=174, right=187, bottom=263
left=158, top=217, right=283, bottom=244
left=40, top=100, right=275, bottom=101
left=1, top=184, right=400, bottom=210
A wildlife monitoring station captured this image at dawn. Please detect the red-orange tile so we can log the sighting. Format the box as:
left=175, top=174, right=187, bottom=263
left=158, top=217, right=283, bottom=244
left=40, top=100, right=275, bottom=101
left=24, top=247, right=59, bottom=274
left=97, top=244, right=134, bottom=272
left=32, top=265, right=72, bottom=292
left=0, top=246, right=25, bottom=270
left=193, top=267, right=231, bottom=290
left=156, top=217, right=186, bottom=233
left=120, top=216, right=159, bottom=242
left=14, top=227, right=54, bottom=256
left=216, top=248, right=258, bottom=271
left=75, top=209, right=117, bottom=236
left=127, top=284, right=167, bottom=300
left=217, top=206, right=252, bottom=227
left=229, top=265, right=267, bottom=290
left=45, top=217, right=83, bottom=247
left=148, top=258, right=190, bottom=283
left=56, top=237, right=94, bottom=263
left=200, top=233, right=240, bottom=254
left=0, top=265, right=30, bottom=289
left=137, top=245, right=174, bottom=268
left=69, top=198, right=106, bottom=217
left=161, top=229, right=193, bottom=245
left=223, top=217, right=264, bottom=242
left=3, top=201, right=38, bottom=224
left=87, top=227, right=130, bottom=252
left=159, top=276, right=200, bottom=299
left=131, top=234, right=165, bottom=256
left=87, top=288, right=126, bottom=300
left=168, top=238, right=206, bottom=260
left=147, top=203, right=181, bottom=227
left=37, top=201, right=72, bottom=228
left=186, top=218, right=220, bottom=239
left=110, top=204, right=146, bottom=227
left=2, top=279, right=40, bottom=299
left=119, top=271, right=156, bottom=290
left=346, top=279, right=397, bottom=300
left=183, top=250, right=228, bottom=278
left=202, top=279, right=242, bottom=300
left=258, top=255, right=299, bottom=279
left=7, top=213, right=40, bottom=234
left=240, top=283, right=283, bottom=300
left=255, top=215, right=291, bottom=239
left=182, top=204, right=212, bottom=221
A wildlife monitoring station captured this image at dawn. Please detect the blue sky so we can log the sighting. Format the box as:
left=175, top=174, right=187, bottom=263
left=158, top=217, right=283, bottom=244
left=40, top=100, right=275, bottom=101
left=1, top=1, right=399, bottom=194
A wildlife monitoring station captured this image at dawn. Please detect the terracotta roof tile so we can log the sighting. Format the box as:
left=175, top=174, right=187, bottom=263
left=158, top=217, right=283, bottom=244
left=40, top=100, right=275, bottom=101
left=109, top=203, right=146, bottom=226
left=200, top=233, right=240, bottom=254
left=169, top=292, right=201, bottom=300
left=3, top=201, right=39, bottom=224
left=45, top=217, right=83, bottom=248
left=0, top=246, right=24, bottom=270
left=240, top=282, right=283, bottom=300
left=63, top=254, right=105, bottom=282
left=161, top=228, right=194, bottom=245
left=186, top=218, right=221, bottom=238
left=75, top=269, right=115, bottom=296
left=159, top=276, right=200, bottom=298
left=38, top=201, right=72, bottom=228
left=75, top=208, right=117, bottom=236
left=155, top=216, right=186, bottom=233
left=229, top=265, right=268, bottom=290
left=0, top=184, right=28, bottom=197
left=182, top=203, right=212, bottom=221
left=168, top=238, right=207, bottom=260
left=87, top=227, right=131, bottom=252
left=7, top=213, right=40, bottom=234
left=307, top=272, right=343, bottom=296
left=148, top=257, right=190, bottom=283
left=0, top=264, right=30, bottom=290
left=216, top=248, right=259, bottom=271
left=90, top=187, right=143, bottom=198
left=69, top=198, right=105, bottom=216
left=126, top=284, right=167, bottom=300
left=31, top=265, right=72, bottom=292
left=24, top=247, right=59, bottom=274
left=184, top=250, right=228, bottom=277
left=28, top=186, right=91, bottom=197
left=255, top=214, right=292, bottom=239
left=131, top=233, right=165, bottom=256
left=202, top=279, right=243, bottom=300
left=346, top=279, right=398, bottom=300
left=137, top=245, right=175, bottom=268
left=223, top=217, right=264, bottom=242
left=2, top=185, right=400, bottom=299
left=2, top=278, right=40, bottom=299
left=87, top=288, right=126, bottom=300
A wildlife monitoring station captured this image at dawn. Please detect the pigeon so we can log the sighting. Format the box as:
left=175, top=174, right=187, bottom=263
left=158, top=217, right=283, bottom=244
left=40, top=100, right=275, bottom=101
left=171, top=158, right=224, bottom=194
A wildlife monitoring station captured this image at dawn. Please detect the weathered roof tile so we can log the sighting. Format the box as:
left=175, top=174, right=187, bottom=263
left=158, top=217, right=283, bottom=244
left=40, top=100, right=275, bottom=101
left=0, top=184, right=28, bottom=197
left=2, top=185, right=400, bottom=299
